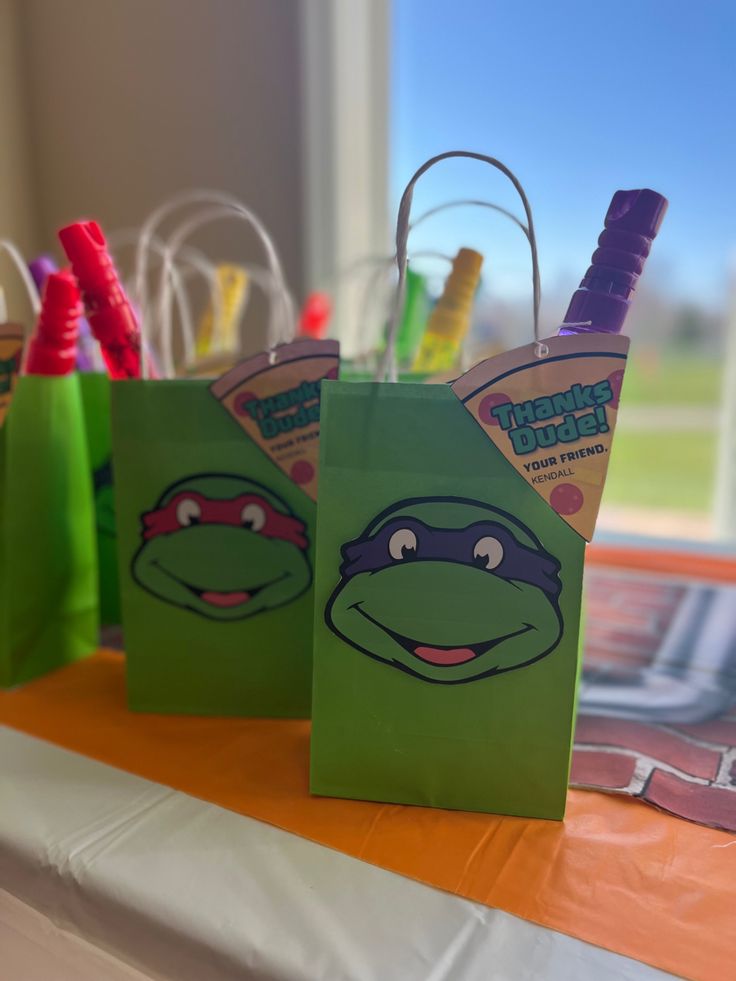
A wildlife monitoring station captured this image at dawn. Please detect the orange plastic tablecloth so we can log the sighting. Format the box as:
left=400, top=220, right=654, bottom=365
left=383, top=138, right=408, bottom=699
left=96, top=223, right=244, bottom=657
left=1, top=638, right=734, bottom=981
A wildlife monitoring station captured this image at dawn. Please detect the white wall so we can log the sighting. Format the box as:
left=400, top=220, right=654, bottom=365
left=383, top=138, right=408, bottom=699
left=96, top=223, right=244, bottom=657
left=0, top=0, right=40, bottom=323
left=0, top=0, right=391, bottom=355
left=17, top=0, right=307, bottom=351
left=300, top=0, right=391, bottom=356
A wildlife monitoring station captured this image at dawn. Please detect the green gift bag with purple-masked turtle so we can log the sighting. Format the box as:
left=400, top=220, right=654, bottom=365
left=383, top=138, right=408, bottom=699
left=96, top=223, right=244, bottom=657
left=310, top=153, right=629, bottom=819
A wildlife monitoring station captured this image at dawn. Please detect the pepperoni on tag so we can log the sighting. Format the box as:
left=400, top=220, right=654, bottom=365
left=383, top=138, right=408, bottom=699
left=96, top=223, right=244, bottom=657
left=607, top=370, right=625, bottom=409
left=291, top=460, right=315, bottom=486
left=234, top=391, right=258, bottom=416
left=479, top=392, right=511, bottom=426
left=550, top=483, right=584, bottom=516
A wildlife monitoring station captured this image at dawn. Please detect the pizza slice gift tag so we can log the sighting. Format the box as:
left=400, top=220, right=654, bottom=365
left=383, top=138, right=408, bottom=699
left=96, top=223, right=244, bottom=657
left=0, top=324, right=24, bottom=429
left=452, top=333, right=628, bottom=541
left=210, top=339, right=340, bottom=501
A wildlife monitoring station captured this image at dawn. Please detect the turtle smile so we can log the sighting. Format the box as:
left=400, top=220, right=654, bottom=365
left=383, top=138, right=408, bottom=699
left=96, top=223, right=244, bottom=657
left=351, top=602, right=534, bottom=666
left=325, top=497, right=563, bottom=683
left=153, top=561, right=288, bottom=607
left=132, top=474, right=313, bottom=621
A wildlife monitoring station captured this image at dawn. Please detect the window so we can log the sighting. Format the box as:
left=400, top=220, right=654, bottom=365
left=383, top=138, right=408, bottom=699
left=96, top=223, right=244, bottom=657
left=391, top=0, right=735, bottom=543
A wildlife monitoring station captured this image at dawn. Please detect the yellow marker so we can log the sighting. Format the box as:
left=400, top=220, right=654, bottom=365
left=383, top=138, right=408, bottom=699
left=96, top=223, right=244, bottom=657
left=196, top=265, right=249, bottom=357
left=412, top=248, right=483, bottom=373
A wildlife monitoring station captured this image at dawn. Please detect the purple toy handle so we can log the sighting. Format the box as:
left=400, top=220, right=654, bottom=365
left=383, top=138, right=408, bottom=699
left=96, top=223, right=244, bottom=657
left=559, top=189, right=668, bottom=336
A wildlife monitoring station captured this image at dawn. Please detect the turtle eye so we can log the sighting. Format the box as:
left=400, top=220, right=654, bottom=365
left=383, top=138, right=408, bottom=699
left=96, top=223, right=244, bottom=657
left=241, top=503, right=266, bottom=532
left=388, top=528, right=417, bottom=561
left=176, top=498, right=201, bottom=527
left=473, top=536, right=504, bottom=570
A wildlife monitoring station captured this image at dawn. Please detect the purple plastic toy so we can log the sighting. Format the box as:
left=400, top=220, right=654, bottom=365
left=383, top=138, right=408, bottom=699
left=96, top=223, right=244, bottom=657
left=558, top=189, right=668, bottom=336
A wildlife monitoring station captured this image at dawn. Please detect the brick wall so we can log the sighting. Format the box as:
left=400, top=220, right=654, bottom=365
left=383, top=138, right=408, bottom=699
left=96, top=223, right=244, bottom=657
left=572, top=568, right=736, bottom=831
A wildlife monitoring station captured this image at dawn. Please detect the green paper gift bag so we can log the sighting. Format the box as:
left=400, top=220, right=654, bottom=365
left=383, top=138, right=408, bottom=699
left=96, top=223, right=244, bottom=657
left=0, top=373, right=98, bottom=687
left=310, top=152, right=627, bottom=818
left=112, top=199, right=342, bottom=716
left=310, top=381, right=585, bottom=819
left=79, top=371, right=120, bottom=626
left=112, top=376, right=319, bottom=716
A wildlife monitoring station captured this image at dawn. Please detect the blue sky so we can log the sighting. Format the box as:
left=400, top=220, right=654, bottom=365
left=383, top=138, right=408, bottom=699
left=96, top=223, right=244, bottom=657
left=391, top=0, right=735, bottom=314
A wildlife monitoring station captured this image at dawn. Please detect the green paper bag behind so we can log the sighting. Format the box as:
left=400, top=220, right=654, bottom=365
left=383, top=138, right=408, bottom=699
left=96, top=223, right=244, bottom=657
left=310, top=381, right=585, bottom=819
left=79, top=371, right=120, bottom=625
left=0, top=374, right=99, bottom=687
left=112, top=380, right=315, bottom=716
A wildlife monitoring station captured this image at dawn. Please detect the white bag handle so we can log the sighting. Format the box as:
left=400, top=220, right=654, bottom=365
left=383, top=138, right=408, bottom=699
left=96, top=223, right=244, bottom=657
left=109, top=228, right=221, bottom=374
left=151, top=204, right=296, bottom=378
left=411, top=198, right=531, bottom=242
left=134, top=190, right=260, bottom=332
left=329, top=198, right=529, bottom=359
left=0, top=240, right=41, bottom=322
left=379, top=151, right=541, bottom=382
left=133, top=190, right=294, bottom=376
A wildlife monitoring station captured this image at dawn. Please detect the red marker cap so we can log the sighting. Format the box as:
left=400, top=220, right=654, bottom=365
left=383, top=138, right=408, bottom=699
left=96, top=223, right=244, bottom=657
left=25, top=269, right=81, bottom=376
left=298, top=292, right=332, bottom=340
left=58, top=219, right=144, bottom=379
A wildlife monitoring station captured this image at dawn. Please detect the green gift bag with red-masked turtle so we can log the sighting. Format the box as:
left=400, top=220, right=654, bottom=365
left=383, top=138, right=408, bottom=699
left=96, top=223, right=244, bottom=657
left=114, top=316, right=340, bottom=718
left=106, top=197, right=341, bottom=717
left=310, top=153, right=631, bottom=819
left=109, top=207, right=339, bottom=716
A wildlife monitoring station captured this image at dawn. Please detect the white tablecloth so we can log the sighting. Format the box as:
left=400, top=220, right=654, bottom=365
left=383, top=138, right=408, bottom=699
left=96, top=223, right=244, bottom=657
left=0, top=726, right=674, bottom=981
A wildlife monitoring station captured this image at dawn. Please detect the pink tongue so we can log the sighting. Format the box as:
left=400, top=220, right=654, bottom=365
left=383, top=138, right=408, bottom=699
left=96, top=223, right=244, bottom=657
left=200, top=590, right=251, bottom=608
left=413, top=646, right=476, bottom=666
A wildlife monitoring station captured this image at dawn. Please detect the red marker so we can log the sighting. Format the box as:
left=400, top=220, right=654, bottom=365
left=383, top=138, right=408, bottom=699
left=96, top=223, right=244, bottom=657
left=58, top=220, right=148, bottom=379
left=298, top=292, right=331, bottom=340
left=25, top=269, right=81, bottom=376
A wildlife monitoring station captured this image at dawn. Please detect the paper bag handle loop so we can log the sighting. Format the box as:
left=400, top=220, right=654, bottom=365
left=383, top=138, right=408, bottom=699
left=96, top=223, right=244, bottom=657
left=134, top=190, right=284, bottom=335
left=133, top=191, right=295, bottom=378
left=411, top=198, right=531, bottom=243
left=109, top=228, right=222, bottom=375
left=379, top=151, right=540, bottom=382
left=0, top=240, right=41, bottom=323
left=151, top=206, right=296, bottom=377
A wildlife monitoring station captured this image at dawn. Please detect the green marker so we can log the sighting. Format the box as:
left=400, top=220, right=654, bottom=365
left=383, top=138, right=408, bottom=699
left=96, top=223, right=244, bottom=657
left=395, top=267, right=429, bottom=366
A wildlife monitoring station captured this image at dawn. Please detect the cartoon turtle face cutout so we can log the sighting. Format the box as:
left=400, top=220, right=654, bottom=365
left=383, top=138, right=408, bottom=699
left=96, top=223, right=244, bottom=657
left=133, top=473, right=312, bottom=621
left=325, top=497, right=563, bottom=684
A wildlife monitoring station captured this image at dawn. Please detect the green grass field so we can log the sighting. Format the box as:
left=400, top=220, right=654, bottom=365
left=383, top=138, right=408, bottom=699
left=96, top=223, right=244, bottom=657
left=604, top=354, right=722, bottom=513
left=619, top=354, right=722, bottom=407
left=604, top=430, right=717, bottom=512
